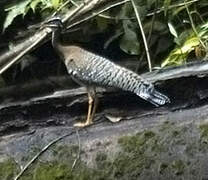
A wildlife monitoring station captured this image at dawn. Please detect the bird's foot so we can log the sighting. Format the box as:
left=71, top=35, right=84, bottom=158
left=74, top=121, right=93, bottom=127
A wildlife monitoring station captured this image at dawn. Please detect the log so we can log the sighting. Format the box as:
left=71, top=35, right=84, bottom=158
left=1, top=61, right=208, bottom=179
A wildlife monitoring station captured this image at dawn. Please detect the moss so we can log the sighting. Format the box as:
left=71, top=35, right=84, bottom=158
left=159, top=121, right=174, bottom=132
left=52, top=145, right=80, bottom=160
left=20, top=157, right=113, bottom=180
left=158, top=163, right=168, bottom=174
left=4, top=122, right=208, bottom=180
left=22, top=146, right=42, bottom=162
left=32, top=162, right=72, bottom=180
left=113, top=130, right=158, bottom=179
left=18, top=145, right=114, bottom=180
left=112, top=152, right=155, bottom=179
left=0, top=158, right=20, bottom=180
left=95, top=152, right=107, bottom=162
left=20, top=161, right=85, bottom=180
left=171, top=160, right=185, bottom=175
left=198, top=123, right=208, bottom=154
left=18, top=133, right=161, bottom=180
left=95, top=152, right=112, bottom=172
left=199, top=123, right=208, bottom=142
left=118, top=130, right=156, bottom=153
left=114, top=123, right=204, bottom=179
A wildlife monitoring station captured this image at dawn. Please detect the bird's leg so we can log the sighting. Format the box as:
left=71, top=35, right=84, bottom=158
left=74, top=87, right=96, bottom=127
left=90, top=91, right=98, bottom=123
left=85, top=91, right=94, bottom=125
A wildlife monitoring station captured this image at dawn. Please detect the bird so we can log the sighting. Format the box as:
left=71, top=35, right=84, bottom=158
left=43, top=17, right=170, bottom=127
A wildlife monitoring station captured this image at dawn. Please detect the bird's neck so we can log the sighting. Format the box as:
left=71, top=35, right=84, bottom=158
left=51, top=29, right=64, bottom=57
left=52, top=29, right=61, bottom=48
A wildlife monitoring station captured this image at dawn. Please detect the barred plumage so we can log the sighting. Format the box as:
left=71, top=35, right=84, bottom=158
left=44, top=17, right=170, bottom=127
left=64, top=46, right=169, bottom=106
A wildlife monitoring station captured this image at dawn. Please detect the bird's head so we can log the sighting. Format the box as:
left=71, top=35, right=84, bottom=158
left=42, top=16, right=64, bottom=31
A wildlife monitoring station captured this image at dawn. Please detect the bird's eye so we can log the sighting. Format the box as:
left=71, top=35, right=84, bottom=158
left=69, top=58, right=73, bottom=62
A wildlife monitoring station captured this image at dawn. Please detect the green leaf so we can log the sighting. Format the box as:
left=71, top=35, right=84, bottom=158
left=163, top=0, right=171, bottom=16
left=118, top=2, right=133, bottom=19
left=162, top=50, right=187, bottom=67
left=40, top=0, right=53, bottom=10
left=30, top=0, right=42, bottom=12
left=96, top=16, right=108, bottom=32
left=172, top=5, right=186, bottom=17
left=136, top=5, right=147, bottom=22
left=168, top=22, right=178, bottom=38
left=120, top=20, right=140, bottom=55
left=175, top=30, right=193, bottom=45
left=162, top=36, right=200, bottom=67
left=51, top=0, right=61, bottom=9
left=146, top=0, right=156, bottom=9
left=3, top=0, right=32, bottom=31
left=177, top=37, right=199, bottom=54
left=144, top=21, right=166, bottom=32
left=120, top=27, right=140, bottom=55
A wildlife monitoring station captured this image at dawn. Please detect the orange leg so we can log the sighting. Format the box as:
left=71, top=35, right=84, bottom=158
left=74, top=87, right=97, bottom=127
left=90, top=93, right=98, bottom=123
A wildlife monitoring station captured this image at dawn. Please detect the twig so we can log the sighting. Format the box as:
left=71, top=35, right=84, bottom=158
left=99, top=14, right=134, bottom=20
left=68, top=0, right=133, bottom=21
left=0, top=33, right=47, bottom=75
left=184, top=0, right=207, bottom=50
left=52, top=0, right=70, bottom=16
left=69, top=0, right=79, bottom=7
left=62, top=0, right=85, bottom=23
left=131, top=0, right=152, bottom=72
left=104, top=31, right=124, bottom=49
left=66, top=0, right=130, bottom=29
left=136, top=0, right=157, bottom=72
left=71, top=129, right=81, bottom=170
left=96, top=0, right=199, bottom=20
left=14, top=130, right=75, bottom=180
left=147, top=0, right=199, bottom=17
left=70, top=0, right=80, bottom=7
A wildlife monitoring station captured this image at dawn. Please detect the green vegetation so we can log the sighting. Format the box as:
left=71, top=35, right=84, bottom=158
left=199, top=123, right=208, bottom=141
left=0, top=158, right=20, bottom=180
left=1, top=0, right=208, bottom=86
left=1, top=122, right=208, bottom=179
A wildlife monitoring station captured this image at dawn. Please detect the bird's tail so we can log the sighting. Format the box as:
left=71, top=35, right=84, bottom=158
left=135, top=81, right=170, bottom=107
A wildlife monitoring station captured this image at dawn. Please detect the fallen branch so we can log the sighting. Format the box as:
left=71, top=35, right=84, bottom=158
left=143, top=60, right=208, bottom=83
left=0, top=60, right=208, bottom=108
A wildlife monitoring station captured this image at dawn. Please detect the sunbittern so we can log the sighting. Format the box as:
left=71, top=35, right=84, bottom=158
left=43, top=17, right=170, bottom=127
